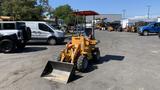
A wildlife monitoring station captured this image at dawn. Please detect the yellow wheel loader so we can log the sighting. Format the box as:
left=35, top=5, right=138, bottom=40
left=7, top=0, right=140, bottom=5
left=41, top=11, right=100, bottom=84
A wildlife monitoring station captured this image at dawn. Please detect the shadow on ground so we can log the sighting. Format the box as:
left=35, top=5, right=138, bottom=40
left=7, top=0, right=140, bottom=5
left=86, top=55, right=125, bottom=72
left=27, top=42, right=67, bottom=46
left=148, top=33, right=158, bottom=36
left=98, top=54, right=125, bottom=63
left=139, top=33, right=158, bottom=36
left=69, top=55, right=125, bottom=82
left=16, top=46, right=48, bottom=53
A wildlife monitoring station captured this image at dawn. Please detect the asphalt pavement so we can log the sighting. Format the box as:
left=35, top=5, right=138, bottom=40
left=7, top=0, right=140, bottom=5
left=0, top=31, right=160, bottom=90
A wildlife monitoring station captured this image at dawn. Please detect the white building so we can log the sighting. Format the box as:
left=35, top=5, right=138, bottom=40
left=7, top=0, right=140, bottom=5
left=121, top=16, right=159, bottom=28
left=86, top=14, right=122, bottom=23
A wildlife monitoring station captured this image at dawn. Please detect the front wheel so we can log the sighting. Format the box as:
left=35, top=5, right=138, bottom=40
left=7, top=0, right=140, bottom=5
left=48, top=38, right=56, bottom=45
left=143, top=31, right=149, bottom=36
left=76, top=55, right=88, bottom=72
left=0, top=39, right=15, bottom=53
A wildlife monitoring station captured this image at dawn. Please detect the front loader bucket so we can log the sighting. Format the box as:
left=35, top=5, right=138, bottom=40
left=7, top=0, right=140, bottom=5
left=41, top=61, right=75, bottom=84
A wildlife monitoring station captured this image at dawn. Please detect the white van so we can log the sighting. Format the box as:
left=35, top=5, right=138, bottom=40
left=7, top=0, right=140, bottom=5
left=25, top=21, right=65, bottom=45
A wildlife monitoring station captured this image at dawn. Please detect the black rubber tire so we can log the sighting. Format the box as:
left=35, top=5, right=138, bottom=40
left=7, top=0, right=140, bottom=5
left=143, top=30, right=149, bottom=36
left=76, top=55, right=88, bottom=72
left=22, top=27, right=31, bottom=42
left=26, top=27, right=32, bottom=40
left=92, top=48, right=100, bottom=61
left=48, top=38, right=56, bottom=45
left=0, top=39, right=15, bottom=53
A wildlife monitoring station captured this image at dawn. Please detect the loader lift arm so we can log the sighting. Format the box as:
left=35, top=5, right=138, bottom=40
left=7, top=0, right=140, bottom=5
left=41, top=10, right=100, bottom=84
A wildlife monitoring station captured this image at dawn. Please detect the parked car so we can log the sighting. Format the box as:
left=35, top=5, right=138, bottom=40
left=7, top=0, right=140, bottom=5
left=0, top=21, right=31, bottom=53
left=25, top=21, right=65, bottom=45
left=138, top=22, right=160, bottom=36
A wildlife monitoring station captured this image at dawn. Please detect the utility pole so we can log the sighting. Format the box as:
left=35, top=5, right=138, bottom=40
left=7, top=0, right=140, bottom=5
left=122, top=9, right=126, bottom=19
left=147, top=5, right=151, bottom=19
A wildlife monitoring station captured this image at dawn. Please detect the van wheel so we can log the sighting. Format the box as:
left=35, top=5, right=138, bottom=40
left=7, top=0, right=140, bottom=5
left=143, top=30, right=149, bottom=36
left=48, top=38, right=56, bottom=45
left=0, top=39, right=15, bottom=53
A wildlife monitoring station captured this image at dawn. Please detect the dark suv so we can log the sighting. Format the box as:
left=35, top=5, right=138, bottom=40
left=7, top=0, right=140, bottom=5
left=0, top=21, right=31, bottom=53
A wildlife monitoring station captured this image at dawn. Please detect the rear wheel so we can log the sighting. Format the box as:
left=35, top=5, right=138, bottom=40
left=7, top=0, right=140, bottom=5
left=26, top=27, right=32, bottom=40
left=76, top=55, right=88, bottom=72
left=48, top=38, right=56, bottom=45
left=92, top=48, right=100, bottom=61
left=143, top=30, right=149, bottom=36
left=0, top=39, right=15, bottom=53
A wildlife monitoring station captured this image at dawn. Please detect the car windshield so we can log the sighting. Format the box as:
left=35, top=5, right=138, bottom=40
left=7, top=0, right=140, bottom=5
left=47, top=24, right=56, bottom=30
left=147, top=23, right=155, bottom=27
left=47, top=23, right=61, bottom=30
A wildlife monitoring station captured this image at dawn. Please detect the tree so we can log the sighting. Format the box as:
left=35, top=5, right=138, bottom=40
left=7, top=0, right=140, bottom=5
left=38, top=0, right=49, bottom=6
left=1, top=0, right=44, bottom=20
left=38, top=0, right=50, bottom=15
left=53, top=4, right=75, bottom=25
left=54, top=4, right=85, bottom=26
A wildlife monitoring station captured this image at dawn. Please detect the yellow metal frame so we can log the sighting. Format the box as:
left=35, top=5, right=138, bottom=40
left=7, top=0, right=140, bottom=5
left=60, top=35, right=97, bottom=64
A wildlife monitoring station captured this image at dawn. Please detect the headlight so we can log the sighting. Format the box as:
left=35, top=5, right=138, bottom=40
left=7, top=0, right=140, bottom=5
left=138, top=27, right=142, bottom=31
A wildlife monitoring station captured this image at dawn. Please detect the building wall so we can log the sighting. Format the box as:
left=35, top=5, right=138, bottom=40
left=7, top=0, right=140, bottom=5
left=158, top=18, right=160, bottom=22
left=86, top=14, right=122, bottom=23
left=121, top=18, right=158, bottom=28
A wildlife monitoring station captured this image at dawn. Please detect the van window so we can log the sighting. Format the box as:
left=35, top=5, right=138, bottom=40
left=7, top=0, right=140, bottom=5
left=38, top=23, right=53, bottom=32
left=16, top=22, right=26, bottom=30
left=3, top=23, right=15, bottom=30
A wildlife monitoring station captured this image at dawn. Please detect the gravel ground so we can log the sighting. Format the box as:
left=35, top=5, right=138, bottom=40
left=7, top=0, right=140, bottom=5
left=0, top=31, right=160, bottom=90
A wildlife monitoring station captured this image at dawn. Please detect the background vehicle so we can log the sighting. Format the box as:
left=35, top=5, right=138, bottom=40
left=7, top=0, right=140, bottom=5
left=0, top=21, right=31, bottom=53
left=138, top=22, right=160, bottom=36
left=25, top=21, right=65, bottom=45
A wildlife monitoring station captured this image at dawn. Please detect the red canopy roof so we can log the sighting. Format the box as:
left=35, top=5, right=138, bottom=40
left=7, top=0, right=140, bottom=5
left=74, top=10, right=99, bottom=16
